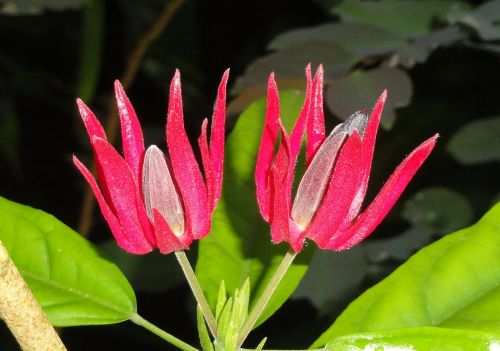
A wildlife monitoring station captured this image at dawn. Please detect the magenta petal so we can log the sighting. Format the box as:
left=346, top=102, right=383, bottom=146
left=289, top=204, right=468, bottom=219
left=304, top=131, right=363, bottom=248
left=153, top=210, right=191, bottom=254
left=114, top=80, right=145, bottom=179
left=306, top=65, right=326, bottom=164
left=289, top=64, right=312, bottom=158
left=77, top=99, right=107, bottom=141
left=255, top=73, right=280, bottom=222
left=92, top=137, right=155, bottom=250
left=209, top=69, right=229, bottom=205
left=270, top=124, right=293, bottom=245
left=341, top=91, right=387, bottom=231
left=331, top=134, right=439, bottom=250
left=73, top=155, right=152, bottom=254
left=198, top=119, right=216, bottom=213
left=166, top=70, right=210, bottom=239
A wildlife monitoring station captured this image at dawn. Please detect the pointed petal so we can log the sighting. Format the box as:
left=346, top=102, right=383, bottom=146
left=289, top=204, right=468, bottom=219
left=114, top=80, right=145, bottom=178
left=199, top=119, right=216, bottom=212
left=306, top=65, right=326, bottom=164
left=255, top=73, right=280, bottom=221
left=92, top=137, right=156, bottom=249
left=209, top=69, right=229, bottom=205
left=331, top=134, right=439, bottom=250
left=142, top=145, right=185, bottom=236
left=270, top=124, right=292, bottom=245
left=166, top=70, right=210, bottom=239
left=304, top=131, right=363, bottom=248
left=289, top=64, right=312, bottom=158
left=73, top=155, right=152, bottom=254
left=341, top=91, right=387, bottom=230
left=153, top=210, right=191, bottom=254
left=77, top=99, right=107, bottom=141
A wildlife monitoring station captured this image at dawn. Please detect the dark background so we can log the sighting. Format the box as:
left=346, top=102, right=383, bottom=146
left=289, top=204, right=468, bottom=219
left=0, top=0, right=499, bottom=349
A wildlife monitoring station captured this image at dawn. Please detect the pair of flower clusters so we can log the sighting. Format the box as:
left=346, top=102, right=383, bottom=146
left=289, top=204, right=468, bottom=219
left=74, top=65, right=437, bottom=255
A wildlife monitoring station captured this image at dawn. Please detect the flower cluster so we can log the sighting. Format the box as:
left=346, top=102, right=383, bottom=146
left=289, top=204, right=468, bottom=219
left=74, top=69, right=229, bottom=254
left=75, top=65, right=437, bottom=255
left=255, top=65, right=438, bottom=252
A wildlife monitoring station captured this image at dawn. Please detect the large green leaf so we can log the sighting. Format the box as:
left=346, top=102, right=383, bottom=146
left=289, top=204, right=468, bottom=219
left=268, top=23, right=406, bottom=57
left=233, top=44, right=359, bottom=94
left=0, top=196, right=136, bottom=326
left=332, top=0, right=466, bottom=39
left=313, top=202, right=500, bottom=347
left=196, top=91, right=312, bottom=328
left=326, top=327, right=500, bottom=351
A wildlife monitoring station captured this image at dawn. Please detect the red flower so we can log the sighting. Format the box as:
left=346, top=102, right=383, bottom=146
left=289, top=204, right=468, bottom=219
left=73, top=69, right=229, bottom=254
left=255, top=65, right=438, bottom=252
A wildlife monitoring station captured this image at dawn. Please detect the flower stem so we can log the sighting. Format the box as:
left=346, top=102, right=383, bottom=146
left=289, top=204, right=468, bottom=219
left=130, top=313, right=199, bottom=351
left=175, top=250, right=218, bottom=338
left=236, top=249, right=297, bottom=348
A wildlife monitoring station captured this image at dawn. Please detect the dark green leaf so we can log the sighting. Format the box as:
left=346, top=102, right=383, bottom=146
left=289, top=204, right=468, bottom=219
left=325, top=68, right=412, bottom=129
left=401, top=187, right=474, bottom=233
left=313, top=202, right=500, bottom=347
left=447, top=116, right=500, bottom=164
left=0, top=196, right=136, bottom=326
left=448, top=0, right=500, bottom=40
left=364, top=226, right=434, bottom=263
left=293, top=247, right=366, bottom=313
left=326, top=327, right=500, bottom=351
left=269, top=23, right=407, bottom=57
left=331, top=0, right=467, bottom=39
left=233, top=44, right=359, bottom=94
left=393, top=26, right=466, bottom=68
left=196, top=91, right=312, bottom=328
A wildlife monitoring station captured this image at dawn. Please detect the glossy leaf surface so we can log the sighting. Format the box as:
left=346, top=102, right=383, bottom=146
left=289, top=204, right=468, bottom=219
left=326, top=327, right=500, bottom=351
left=313, top=202, right=500, bottom=347
left=0, top=196, right=136, bottom=326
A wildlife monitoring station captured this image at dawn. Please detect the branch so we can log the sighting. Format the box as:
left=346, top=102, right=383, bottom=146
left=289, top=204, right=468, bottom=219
left=0, top=241, right=67, bottom=351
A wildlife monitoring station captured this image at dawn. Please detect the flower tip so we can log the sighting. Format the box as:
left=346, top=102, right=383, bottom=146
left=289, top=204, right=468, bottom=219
left=114, top=80, right=125, bottom=94
left=380, top=89, right=388, bottom=103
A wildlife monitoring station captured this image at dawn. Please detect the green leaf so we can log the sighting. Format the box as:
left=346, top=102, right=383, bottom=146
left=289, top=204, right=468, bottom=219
left=332, top=0, right=466, bottom=39
left=196, top=91, right=312, bottom=328
left=0, top=196, right=136, bottom=326
left=401, top=187, right=474, bottom=233
left=448, top=0, right=500, bottom=40
left=447, top=116, right=500, bottom=165
left=197, top=306, right=214, bottom=351
left=269, top=23, right=407, bottom=57
left=325, top=68, right=412, bottom=129
left=293, top=247, right=367, bottom=313
left=233, top=44, right=359, bottom=94
left=312, top=202, right=500, bottom=347
left=326, top=327, right=500, bottom=351
left=215, top=280, right=227, bottom=321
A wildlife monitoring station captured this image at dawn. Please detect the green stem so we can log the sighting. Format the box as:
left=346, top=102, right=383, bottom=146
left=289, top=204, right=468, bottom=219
left=236, top=249, right=297, bottom=348
left=241, top=349, right=326, bottom=351
left=175, top=250, right=218, bottom=338
left=130, top=313, right=199, bottom=351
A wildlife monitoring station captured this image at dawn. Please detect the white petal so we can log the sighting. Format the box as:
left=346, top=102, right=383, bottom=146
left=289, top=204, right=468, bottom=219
left=142, top=145, right=185, bottom=236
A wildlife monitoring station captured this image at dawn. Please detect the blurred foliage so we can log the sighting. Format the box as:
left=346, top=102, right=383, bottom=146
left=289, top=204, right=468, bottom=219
left=0, top=0, right=499, bottom=350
